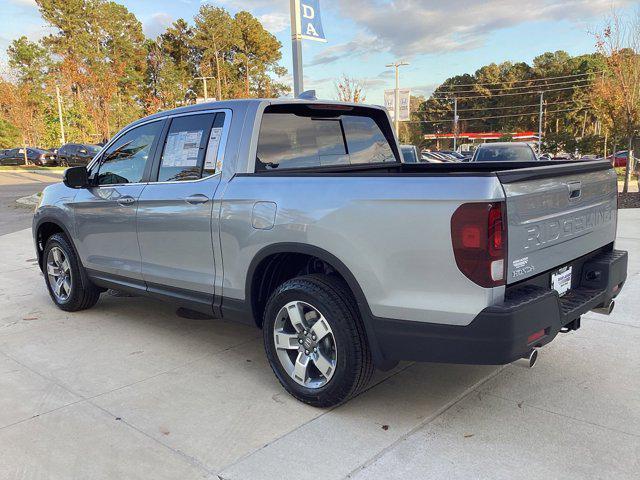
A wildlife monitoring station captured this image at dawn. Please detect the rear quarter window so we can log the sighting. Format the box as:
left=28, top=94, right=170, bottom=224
left=255, top=105, right=397, bottom=171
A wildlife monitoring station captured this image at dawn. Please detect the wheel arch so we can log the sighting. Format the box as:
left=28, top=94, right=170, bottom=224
left=245, top=243, right=389, bottom=368
left=34, top=218, right=77, bottom=271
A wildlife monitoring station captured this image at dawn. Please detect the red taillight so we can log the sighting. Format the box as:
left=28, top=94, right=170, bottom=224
left=451, top=202, right=507, bottom=288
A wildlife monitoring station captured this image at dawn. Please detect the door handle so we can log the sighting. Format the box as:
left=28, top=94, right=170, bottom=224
left=117, top=196, right=136, bottom=206
left=185, top=194, right=210, bottom=205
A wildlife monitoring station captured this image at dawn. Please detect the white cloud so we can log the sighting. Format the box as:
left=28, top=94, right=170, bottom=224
left=339, top=0, right=634, bottom=57
left=259, top=12, right=289, bottom=33
left=143, top=12, right=174, bottom=39
left=307, top=33, right=386, bottom=66
left=6, top=0, right=37, bottom=7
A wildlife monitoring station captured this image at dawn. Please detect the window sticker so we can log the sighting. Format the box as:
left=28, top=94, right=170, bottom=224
left=204, top=127, right=223, bottom=171
left=163, top=130, right=203, bottom=167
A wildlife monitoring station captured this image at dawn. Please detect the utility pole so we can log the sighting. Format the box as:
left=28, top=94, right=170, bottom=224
left=195, top=76, right=216, bottom=101
left=386, top=61, right=409, bottom=137
left=55, top=84, right=66, bottom=145
left=290, top=0, right=304, bottom=97
left=538, top=91, right=544, bottom=155
left=453, top=97, right=459, bottom=151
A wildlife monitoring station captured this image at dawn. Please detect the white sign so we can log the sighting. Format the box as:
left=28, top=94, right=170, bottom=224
left=204, top=127, right=223, bottom=171
left=384, top=89, right=411, bottom=122
left=163, top=130, right=203, bottom=167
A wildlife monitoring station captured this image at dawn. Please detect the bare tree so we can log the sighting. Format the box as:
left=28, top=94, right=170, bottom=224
left=335, top=75, right=366, bottom=103
left=592, top=10, right=640, bottom=193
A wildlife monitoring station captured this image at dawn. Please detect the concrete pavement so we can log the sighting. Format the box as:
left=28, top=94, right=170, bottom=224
left=0, top=210, right=638, bottom=479
left=0, top=171, right=62, bottom=235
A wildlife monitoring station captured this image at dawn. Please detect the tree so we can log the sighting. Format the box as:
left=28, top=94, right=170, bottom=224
left=592, top=11, right=640, bottom=192
left=193, top=6, right=240, bottom=100
left=36, top=0, right=147, bottom=140
left=234, top=11, right=285, bottom=98
left=335, top=75, right=366, bottom=103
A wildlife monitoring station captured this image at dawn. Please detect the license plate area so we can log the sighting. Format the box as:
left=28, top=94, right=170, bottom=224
left=551, top=266, right=572, bottom=297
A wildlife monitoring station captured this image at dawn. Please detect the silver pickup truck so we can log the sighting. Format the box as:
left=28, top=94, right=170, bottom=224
left=33, top=99, right=628, bottom=407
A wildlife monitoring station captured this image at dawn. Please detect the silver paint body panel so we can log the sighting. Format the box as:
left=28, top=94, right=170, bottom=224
left=33, top=99, right=618, bottom=328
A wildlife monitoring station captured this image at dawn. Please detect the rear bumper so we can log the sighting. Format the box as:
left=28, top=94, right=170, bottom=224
left=372, top=248, right=627, bottom=366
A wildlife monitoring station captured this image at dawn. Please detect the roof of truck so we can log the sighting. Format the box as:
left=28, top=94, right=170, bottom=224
left=128, top=98, right=388, bottom=130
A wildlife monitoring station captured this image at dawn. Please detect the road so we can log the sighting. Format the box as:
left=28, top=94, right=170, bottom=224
left=0, top=171, right=61, bottom=235
left=0, top=207, right=638, bottom=478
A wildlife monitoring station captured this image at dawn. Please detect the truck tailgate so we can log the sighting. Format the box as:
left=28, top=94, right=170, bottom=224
left=498, top=161, right=617, bottom=284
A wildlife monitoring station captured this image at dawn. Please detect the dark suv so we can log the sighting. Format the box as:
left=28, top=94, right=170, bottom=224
left=57, top=143, right=101, bottom=166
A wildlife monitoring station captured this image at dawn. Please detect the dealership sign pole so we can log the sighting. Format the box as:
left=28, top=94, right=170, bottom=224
left=290, top=0, right=327, bottom=97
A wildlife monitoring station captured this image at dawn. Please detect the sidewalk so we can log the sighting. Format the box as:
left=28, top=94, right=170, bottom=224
left=0, top=210, right=638, bottom=479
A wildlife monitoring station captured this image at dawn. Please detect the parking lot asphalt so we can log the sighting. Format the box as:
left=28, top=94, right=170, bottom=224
left=0, top=210, right=638, bottom=480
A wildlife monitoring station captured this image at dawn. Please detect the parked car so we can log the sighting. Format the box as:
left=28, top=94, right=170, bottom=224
left=437, top=150, right=466, bottom=161
left=421, top=152, right=445, bottom=163
left=3, top=147, right=57, bottom=166
left=33, top=99, right=627, bottom=407
left=400, top=145, right=419, bottom=163
left=424, top=151, right=455, bottom=162
left=471, top=142, right=539, bottom=162
left=607, top=151, right=629, bottom=168
left=57, top=143, right=102, bottom=166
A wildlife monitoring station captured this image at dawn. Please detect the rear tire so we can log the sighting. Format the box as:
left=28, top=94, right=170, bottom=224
left=263, top=274, right=374, bottom=408
left=43, top=233, right=101, bottom=312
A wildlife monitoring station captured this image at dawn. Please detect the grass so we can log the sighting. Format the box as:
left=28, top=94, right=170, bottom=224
left=0, top=165, right=66, bottom=171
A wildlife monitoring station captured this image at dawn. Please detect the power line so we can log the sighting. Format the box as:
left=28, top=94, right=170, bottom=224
left=410, top=107, right=590, bottom=124
left=432, top=77, right=594, bottom=95
left=435, top=83, right=593, bottom=100
left=422, top=99, right=580, bottom=114
left=435, top=71, right=603, bottom=89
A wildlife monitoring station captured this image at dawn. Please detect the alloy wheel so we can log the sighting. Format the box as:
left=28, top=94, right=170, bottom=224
left=47, top=246, right=72, bottom=302
left=273, top=300, right=337, bottom=389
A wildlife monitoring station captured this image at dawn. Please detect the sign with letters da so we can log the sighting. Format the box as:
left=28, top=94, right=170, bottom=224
left=298, top=0, right=327, bottom=42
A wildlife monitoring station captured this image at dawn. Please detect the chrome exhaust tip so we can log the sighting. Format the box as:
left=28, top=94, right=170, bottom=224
left=592, top=300, right=615, bottom=316
left=516, top=349, right=538, bottom=369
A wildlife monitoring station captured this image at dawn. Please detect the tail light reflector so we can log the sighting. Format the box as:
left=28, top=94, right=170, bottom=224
left=451, top=202, right=507, bottom=288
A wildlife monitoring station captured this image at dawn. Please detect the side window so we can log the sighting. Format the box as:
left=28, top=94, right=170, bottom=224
left=97, top=121, right=162, bottom=185
left=342, top=116, right=395, bottom=164
left=256, top=114, right=347, bottom=170
left=256, top=111, right=395, bottom=171
left=156, top=113, right=223, bottom=182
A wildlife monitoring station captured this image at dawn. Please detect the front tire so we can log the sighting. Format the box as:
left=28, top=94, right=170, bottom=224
left=263, top=275, right=374, bottom=408
left=43, top=233, right=101, bottom=311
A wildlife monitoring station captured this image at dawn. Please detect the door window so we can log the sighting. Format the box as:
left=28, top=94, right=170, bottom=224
left=96, top=121, right=162, bottom=185
left=156, top=113, right=224, bottom=182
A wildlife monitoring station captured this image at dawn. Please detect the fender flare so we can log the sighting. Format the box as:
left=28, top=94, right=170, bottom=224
left=33, top=216, right=78, bottom=270
left=246, top=242, right=391, bottom=368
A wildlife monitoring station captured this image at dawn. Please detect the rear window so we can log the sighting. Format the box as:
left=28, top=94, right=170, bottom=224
left=474, top=145, right=536, bottom=162
left=256, top=106, right=396, bottom=171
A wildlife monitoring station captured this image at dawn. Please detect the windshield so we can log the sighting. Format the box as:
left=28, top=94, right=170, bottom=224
left=87, top=145, right=101, bottom=154
left=474, top=145, right=536, bottom=162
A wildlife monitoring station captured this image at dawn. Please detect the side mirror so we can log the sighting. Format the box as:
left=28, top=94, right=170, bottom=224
left=63, top=166, right=90, bottom=189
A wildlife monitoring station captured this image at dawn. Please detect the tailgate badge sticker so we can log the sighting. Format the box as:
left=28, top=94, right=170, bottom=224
left=512, top=257, right=535, bottom=278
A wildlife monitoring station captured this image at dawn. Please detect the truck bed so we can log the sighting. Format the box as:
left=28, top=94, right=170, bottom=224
left=247, top=159, right=612, bottom=180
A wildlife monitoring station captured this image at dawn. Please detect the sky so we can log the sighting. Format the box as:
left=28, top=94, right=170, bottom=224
left=0, top=0, right=636, bottom=104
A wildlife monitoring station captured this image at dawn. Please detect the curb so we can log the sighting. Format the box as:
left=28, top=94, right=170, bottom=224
left=16, top=193, right=40, bottom=207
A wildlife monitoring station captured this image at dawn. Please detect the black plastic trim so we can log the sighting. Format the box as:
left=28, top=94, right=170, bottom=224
left=497, top=159, right=611, bottom=184
left=244, top=242, right=388, bottom=367
left=371, top=248, right=627, bottom=365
